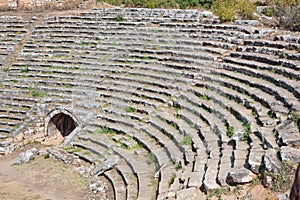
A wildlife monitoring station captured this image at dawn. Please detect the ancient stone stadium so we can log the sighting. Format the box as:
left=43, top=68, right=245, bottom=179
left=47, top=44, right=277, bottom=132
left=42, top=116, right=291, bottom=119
left=0, top=7, right=300, bottom=199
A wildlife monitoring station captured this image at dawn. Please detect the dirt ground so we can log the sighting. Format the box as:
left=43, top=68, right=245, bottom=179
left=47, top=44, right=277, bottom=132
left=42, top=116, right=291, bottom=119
left=0, top=144, right=113, bottom=200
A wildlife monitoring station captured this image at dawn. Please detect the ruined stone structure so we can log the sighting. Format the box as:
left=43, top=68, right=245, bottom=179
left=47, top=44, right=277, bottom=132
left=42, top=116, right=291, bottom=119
left=0, top=8, right=299, bottom=199
left=0, top=0, right=79, bottom=9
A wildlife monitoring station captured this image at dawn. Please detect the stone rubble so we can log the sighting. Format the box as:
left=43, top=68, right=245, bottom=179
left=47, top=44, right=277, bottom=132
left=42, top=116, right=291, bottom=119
left=14, top=147, right=38, bottom=165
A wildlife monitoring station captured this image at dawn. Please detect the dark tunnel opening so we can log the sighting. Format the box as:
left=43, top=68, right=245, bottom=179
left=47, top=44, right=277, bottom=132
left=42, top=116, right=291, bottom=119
left=49, top=113, right=77, bottom=137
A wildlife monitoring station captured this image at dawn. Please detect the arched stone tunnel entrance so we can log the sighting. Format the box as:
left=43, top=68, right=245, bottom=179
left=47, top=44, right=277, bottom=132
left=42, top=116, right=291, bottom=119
left=49, top=113, right=77, bottom=137
left=44, top=109, right=81, bottom=146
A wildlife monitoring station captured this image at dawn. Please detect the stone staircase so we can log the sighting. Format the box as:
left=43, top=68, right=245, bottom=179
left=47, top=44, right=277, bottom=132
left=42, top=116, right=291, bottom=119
left=0, top=8, right=299, bottom=199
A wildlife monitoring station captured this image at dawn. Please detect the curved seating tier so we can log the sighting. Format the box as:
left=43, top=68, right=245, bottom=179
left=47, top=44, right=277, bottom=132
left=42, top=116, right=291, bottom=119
left=0, top=8, right=299, bottom=198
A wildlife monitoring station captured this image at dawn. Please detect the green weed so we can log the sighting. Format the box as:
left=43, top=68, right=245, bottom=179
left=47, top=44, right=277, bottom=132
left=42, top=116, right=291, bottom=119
left=115, top=14, right=124, bottom=22
left=30, top=90, right=48, bottom=98
left=227, top=125, right=234, bottom=137
left=179, top=135, right=192, bottom=146
left=242, top=123, right=251, bottom=141
left=169, top=173, right=176, bottom=186
left=125, top=106, right=135, bottom=113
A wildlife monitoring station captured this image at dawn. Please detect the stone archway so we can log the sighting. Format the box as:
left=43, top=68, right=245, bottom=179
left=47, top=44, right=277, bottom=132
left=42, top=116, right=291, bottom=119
left=44, top=109, right=80, bottom=146
left=49, top=113, right=77, bottom=137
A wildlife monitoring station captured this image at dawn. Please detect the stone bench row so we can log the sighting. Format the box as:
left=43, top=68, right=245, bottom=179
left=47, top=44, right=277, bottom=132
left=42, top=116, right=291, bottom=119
left=197, top=72, right=289, bottom=116
left=30, top=24, right=251, bottom=45
left=274, top=34, right=300, bottom=44
left=222, top=62, right=300, bottom=100
left=76, top=127, right=160, bottom=199
left=198, top=73, right=290, bottom=149
left=8, top=57, right=294, bottom=123
left=36, top=21, right=250, bottom=40
left=10, top=59, right=187, bottom=93
left=231, top=51, right=300, bottom=70
left=44, top=19, right=149, bottom=26
left=244, top=39, right=300, bottom=51
left=54, top=8, right=201, bottom=20
left=0, top=29, right=27, bottom=35
left=104, top=169, right=127, bottom=200
left=6, top=69, right=173, bottom=107
left=28, top=27, right=242, bottom=51
left=24, top=34, right=232, bottom=60
left=92, top=110, right=209, bottom=196
left=181, top=86, right=275, bottom=169
left=12, top=56, right=197, bottom=85
left=154, top=107, right=219, bottom=191
left=191, top=85, right=271, bottom=132
left=209, top=66, right=300, bottom=112
left=193, top=79, right=278, bottom=128
left=20, top=40, right=222, bottom=65
left=182, top=89, right=246, bottom=138
left=93, top=111, right=192, bottom=194
left=95, top=111, right=184, bottom=162
left=0, top=94, right=34, bottom=109
left=174, top=98, right=255, bottom=176
left=237, top=45, right=300, bottom=60
left=223, top=56, right=300, bottom=81
left=30, top=21, right=251, bottom=41
left=71, top=135, right=138, bottom=200
left=74, top=136, right=139, bottom=199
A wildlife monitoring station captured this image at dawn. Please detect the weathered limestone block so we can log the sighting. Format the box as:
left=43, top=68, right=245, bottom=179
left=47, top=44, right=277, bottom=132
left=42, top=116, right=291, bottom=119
left=203, top=159, right=220, bottom=192
left=176, top=187, right=204, bottom=200
left=255, top=127, right=277, bottom=149
left=248, top=149, right=264, bottom=174
left=263, top=148, right=281, bottom=173
left=280, top=146, right=300, bottom=163
left=276, top=119, right=300, bottom=146
left=188, top=171, right=203, bottom=188
left=227, top=168, right=255, bottom=184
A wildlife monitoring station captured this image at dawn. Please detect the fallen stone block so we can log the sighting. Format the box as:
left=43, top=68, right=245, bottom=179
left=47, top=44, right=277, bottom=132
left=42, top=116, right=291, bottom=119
left=227, top=168, right=255, bottom=184
left=280, top=146, right=300, bottom=164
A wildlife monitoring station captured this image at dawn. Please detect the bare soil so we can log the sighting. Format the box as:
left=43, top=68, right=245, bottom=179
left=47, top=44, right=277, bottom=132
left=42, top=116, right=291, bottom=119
left=0, top=144, right=113, bottom=200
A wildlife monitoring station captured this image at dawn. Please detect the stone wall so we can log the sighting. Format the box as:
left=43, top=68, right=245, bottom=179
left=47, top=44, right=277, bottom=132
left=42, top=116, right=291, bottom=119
left=18, top=0, right=53, bottom=8
left=0, top=0, right=77, bottom=9
left=0, top=0, right=17, bottom=9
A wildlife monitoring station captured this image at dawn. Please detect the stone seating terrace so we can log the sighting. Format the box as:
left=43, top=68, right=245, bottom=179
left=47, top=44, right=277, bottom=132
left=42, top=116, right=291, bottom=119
left=0, top=8, right=299, bottom=199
